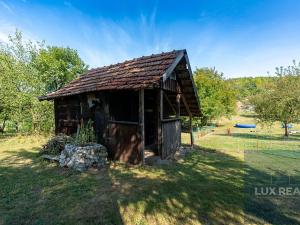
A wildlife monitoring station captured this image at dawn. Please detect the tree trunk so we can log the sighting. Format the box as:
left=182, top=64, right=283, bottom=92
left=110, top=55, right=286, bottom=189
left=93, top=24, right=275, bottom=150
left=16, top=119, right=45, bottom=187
left=284, top=122, right=289, bottom=137
left=0, top=116, right=7, bottom=133
left=15, top=122, right=19, bottom=133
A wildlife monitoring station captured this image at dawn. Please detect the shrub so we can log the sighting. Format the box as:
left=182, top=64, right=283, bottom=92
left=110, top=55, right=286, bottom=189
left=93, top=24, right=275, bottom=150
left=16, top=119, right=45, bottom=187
left=40, top=134, right=73, bottom=155
left=74, top=120, right=96, bottom=146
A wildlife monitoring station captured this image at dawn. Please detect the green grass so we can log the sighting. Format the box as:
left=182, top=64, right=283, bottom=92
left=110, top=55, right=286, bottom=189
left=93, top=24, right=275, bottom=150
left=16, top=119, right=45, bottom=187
left=1, top=111, right=300, bottom=225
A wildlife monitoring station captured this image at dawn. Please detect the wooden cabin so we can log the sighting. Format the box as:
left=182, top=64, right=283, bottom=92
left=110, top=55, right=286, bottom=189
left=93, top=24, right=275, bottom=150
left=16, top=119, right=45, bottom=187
left=40, top=49, right=201, bottom=164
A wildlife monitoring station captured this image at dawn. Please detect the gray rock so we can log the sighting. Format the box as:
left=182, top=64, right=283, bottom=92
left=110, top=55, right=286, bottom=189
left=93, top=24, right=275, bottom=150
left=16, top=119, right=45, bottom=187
left=59, top=144, right=107, bottom=171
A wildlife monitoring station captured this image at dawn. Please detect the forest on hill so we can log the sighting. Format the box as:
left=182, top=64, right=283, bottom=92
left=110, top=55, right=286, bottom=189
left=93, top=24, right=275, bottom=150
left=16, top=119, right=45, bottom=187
left=226, top=76, right=276, bottom=100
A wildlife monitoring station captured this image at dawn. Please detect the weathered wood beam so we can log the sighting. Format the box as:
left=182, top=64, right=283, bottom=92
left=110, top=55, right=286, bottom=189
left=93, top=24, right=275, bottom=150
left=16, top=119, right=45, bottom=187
left=176, top=93, right=180, bottom=119
left=157, top=89, right=163, bottom=157
left=163, top=92, right=177, bottom=114
left=181, top=93, right=192, bottom=117
left=139, top=89, right=145, bottom=165
left=54, top=100, right=59, bottom=135
left=160, top=89, right=164, bottom=120
left=162, top=51, right=185, bottom=82
left=184, top=53, right=201, bottom=114
left=161, top=118, right=180, bottom=123
left=108, top=120, right=139, bottom=125
left=189, top=115, right=194, bottom=147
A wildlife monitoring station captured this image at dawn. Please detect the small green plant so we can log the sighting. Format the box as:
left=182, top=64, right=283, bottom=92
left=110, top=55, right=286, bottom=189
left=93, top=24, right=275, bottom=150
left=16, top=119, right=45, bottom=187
left=74, top=119, right=96, bottom=146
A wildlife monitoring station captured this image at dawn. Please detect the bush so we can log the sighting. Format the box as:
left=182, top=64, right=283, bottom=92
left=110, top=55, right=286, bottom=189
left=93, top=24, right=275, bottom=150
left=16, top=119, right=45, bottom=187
left=74, top=120, right=96, bottom=146
left=40, top=134, right=73, bottom=155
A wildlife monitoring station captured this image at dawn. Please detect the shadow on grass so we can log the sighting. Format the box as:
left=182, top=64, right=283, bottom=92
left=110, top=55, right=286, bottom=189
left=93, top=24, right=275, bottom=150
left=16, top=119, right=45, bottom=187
left=0, top=145, right=300, bottom=224
left=0, top=148, right=124, bottom=225
left=217, top=132, right=300, bottom=141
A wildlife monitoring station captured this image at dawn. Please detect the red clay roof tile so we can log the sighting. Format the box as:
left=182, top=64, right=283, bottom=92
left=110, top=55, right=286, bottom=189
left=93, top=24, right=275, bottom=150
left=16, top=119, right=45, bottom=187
left=41, top=50, right=182, bottom=100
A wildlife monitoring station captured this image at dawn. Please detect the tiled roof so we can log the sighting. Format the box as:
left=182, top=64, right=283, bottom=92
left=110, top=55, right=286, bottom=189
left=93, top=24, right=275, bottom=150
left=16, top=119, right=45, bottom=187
left=40, top=50, right=182, bottom=100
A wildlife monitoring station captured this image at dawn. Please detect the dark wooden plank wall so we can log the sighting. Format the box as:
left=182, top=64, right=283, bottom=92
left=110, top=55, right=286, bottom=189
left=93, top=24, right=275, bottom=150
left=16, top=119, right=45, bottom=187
left=54, top=91, right=143, bottom=164
left=144, top=89, right=159, bottom=152
left=163, top=78, right=178, bottom=92
left=105, top=122, right=142, bottom=164
left=54, top=97, right=81, bottom=135
left=54, top=86, right=182, bottom=163
left=161, top=120, right=181, bottom=159
left=160, top=74, right=183, bottom=159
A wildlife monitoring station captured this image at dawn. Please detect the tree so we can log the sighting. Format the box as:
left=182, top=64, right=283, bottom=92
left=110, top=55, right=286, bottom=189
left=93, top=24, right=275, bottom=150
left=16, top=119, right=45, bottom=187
left=0, top=32, right=41, bottom=132
left=194, top=68, right=237, bottom=125
left=226, top=77, right=276, bottom=100
left=250, top=62, right=300, bottom=136
left=34, top=46, right=88, bottom=93
left=0, top=30, right=88, bottom=133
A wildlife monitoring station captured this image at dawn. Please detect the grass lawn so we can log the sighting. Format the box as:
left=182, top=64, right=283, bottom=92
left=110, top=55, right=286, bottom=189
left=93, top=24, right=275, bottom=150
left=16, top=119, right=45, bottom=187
left=1, top=112, right=300, bottom=225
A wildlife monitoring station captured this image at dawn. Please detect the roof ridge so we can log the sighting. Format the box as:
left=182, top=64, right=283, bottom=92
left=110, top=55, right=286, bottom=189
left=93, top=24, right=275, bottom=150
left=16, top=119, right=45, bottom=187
left=84, top=49, right=185, bottom=74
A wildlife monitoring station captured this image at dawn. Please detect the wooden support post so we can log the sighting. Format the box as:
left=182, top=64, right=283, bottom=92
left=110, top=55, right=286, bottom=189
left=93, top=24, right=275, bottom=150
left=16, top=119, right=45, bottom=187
left=189, top=115, right=194, bottom=147
left=176, top=93, right=180, bottom=118
left=182, top=92, right=193, bottom=147
left=163, top=92, right=177, bottom=114
left=139, top=89, right=145, bottom=165
left=157, top=89, right=163, bottom=158
left=181, top=93, right=192, bottom=116
left=160, top=89, right=163, bottom=120
left=176, top=93, right=181, bottom=146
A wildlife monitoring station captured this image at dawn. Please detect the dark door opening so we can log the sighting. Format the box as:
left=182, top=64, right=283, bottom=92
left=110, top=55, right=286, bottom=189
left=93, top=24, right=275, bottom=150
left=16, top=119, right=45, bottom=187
left=144, top=90, right=158, bottom=155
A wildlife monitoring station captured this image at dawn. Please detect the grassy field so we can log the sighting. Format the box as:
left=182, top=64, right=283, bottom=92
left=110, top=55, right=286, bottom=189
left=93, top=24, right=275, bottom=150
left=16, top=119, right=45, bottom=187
left=1, top=112, right=300, bottom=225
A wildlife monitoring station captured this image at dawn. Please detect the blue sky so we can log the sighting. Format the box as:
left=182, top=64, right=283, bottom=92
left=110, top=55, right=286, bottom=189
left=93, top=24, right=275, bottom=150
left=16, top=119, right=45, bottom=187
left=0, top=0, right=300, bottom=78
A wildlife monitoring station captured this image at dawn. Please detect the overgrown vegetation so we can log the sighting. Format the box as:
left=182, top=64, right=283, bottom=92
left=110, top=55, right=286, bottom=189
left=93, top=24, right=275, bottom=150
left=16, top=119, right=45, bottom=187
left=249, top=61, right=300, bottom=136
left=39, top=134, right=73, bottom=155
left=226, top=76, right=275, bottom=100
left=193, top=67, right=237, bottom=125
left=0, top=31, right=87, bottom=134
left=74, top=120, right=96, bottom=146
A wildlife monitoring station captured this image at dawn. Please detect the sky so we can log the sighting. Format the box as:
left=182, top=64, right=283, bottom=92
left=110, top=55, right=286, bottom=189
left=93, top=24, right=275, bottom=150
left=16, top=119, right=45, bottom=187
left=0, top=0, right=300, bottom=78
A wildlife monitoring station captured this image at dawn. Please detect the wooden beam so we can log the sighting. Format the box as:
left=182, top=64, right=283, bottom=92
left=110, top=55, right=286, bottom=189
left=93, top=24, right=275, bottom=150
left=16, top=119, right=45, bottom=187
left=176, top=93, right=180, bottom=118
left=161, top=118, right=180, bottom=123
left=54, top=100, right=59, bottom=135
left=162, top=50, right=185, bottom=82
left=184, top=53, right=201, bottom=114
left=160, top=89, right=164, bottom=120
left=108, top=120, right=139, bottom=125
left=157, top=89, right=163, bottom=157
left=181, top=93, right=192, bottom=117
left=139, top=89, right=145, bottom=165
left=189, top=115, right=194, bottom=147
left=163, top=92, right=177, bottom=114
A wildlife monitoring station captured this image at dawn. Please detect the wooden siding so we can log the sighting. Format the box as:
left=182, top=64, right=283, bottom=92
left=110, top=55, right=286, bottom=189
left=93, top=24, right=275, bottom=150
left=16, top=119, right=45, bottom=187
left=163, top=78, right=178, bottom=92
left=161, top=119, right=181, bottom=159
left=54, top=98, right=80, bottom=135
left=105, top=122, right=142, bottom=164
left=53, top=86, right=183, bottom=164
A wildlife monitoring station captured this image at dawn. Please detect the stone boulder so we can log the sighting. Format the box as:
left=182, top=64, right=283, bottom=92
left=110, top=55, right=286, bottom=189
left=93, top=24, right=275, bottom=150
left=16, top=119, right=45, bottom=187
left=59, top=144, right=107, bottom=172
